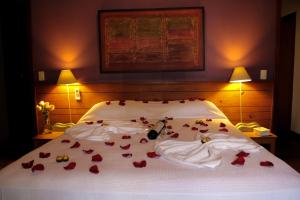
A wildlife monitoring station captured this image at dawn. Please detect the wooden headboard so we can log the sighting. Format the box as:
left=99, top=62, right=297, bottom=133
left=35, top=81, right=273, bottom=133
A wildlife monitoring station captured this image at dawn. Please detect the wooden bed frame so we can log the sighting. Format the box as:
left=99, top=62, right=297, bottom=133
left=35, top=81, right=273, bottom=133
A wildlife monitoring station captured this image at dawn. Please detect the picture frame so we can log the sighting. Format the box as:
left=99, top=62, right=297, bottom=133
left=98, top=7, right=205, bottom=73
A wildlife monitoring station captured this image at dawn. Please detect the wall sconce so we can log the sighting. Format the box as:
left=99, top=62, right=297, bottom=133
left=57, top=69, right=77, bottom=123
left=229, top=66, right=251, bottom=123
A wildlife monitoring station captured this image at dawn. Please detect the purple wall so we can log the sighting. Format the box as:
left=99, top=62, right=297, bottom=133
left=31, top=0, right=278, bottom=83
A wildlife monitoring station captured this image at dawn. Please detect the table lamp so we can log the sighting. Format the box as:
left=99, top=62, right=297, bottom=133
left=57, top=69, right=77, bottom=123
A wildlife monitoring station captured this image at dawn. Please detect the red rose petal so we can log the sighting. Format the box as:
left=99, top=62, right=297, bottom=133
left=133, top=160, right=147, bottom=168
left=219, top=128, right=228, bottom=132
left=236, top=151, right=250, bottom=158
left=31, top=163, right=45, bottom=172
left=142, top=100, right=148, bottom=103
left=39, top=152, right=51, bottom=158
left=85, top=121, right=93, bottom=125
left=92, top=154, right=103, bottom=162
left=179, top=100, right=185, bottom=103
left=61, top=139, right=70, bottom=143
left=83, top=149, right=94, bottom=154
left=165, top=117, right=173, bottom=120
left=139, top=138, right=148, bottom=144
left=140, top=117, right=146, bottom=121
left=188, top=97, right=195, bottom=101
left=120, top=144, right=131, bottom=150
left=131, top=119, right=137, bottom=122
left=143, top=120, right=149, bottom=124
left=198, top=98, right=206, bottom=101
left=183, top=123, right=190, bottom=127
left=191, top=127, right=198, bottom=131
left=170, top=133, right=179, bottom=138
left=119, top=101, right=125, bottom=106
left=220, top=122, right=226, bottom=127
left=167, top=125, right=172, bottom=129
left=206, top=119, right=212, bottom=122
left=70, top=141, right=80, bottom=148
left=147, top=151, right=160, bottom=158
left=122, top=153, right=133, bottom=158
left=22, top=160, right=34, bottom=169
left=122, top=135, right=131, bottom=139
left=105, top=141, right=115, bottom=146
left=200, top=129, right=209, bottom=133
left=106, top=101, right=111, bottom=105
left=89, top=165, right=99, bottom=174
left=231, top=156, right=245, bottom=166
left=167, top=131, right=174, bottom=135
left=64, top=162, right=76, bottom=170
left=162, top=100, right=168, bottom=104
left=97, top=120, right=103, bottom=124
left=260, top=161, right=274, bottom=167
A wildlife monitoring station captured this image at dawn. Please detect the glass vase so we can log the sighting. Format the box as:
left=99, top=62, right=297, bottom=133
left=42, top=112, right=52, bottom=134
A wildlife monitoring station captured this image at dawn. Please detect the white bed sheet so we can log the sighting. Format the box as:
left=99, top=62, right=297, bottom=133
left=1, top=118, right=300, bottom=200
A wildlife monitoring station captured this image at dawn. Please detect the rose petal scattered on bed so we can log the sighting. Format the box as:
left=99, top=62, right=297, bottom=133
left=64, top=162, right=76, bottom=170
left=147, top=151, right=160, bottom=158
left=122, top=135, right=131, bottom=139
left=61, top=139, right=70, bottom=143
left=89, top=165, right=99, bottom=174
left=236, top=151, right=250, bottom=158
left=167, top=131, right=174, bottom=135
left=198, top=98, right=206, bottom=101
left=92, top=154, right=103, bottom=162
left=133, top=160, right=147, bottom=168
left=162, top=100, right=168, bottom=104
left=219, top=128, right=228, bottom=132
left=140, top=117, right=146, bottom=121
left=31, top=163, right=45, bottom=172
left=188, top=97, right=195, bottom=101
left=231, top=156, right=245, bottom=166
left=119, top=101, right=126, bottom=106
left=183, top=123, right=190, bottom=127
left=260, top=161, right=274, bottom=167
left=122, top=153, right=132, bottom=158
left=106, top=101, right=111, bottom=105
left=170, top=133, right=179, bottom=138
left=200, top=129, right=209, bottom=133
left=22, top=160, right=34, bottom=169
left=105, top=141, right=115, bottom=146
left=220, top=122, right=226, bottom=127
left=120, top=144, right=130, bottom=150
left=139, top=138, right=148, bottom=144
left=83, top=149, right=94, bottom=154
left=191, top=127, right=198, bottom=131
left=142, top=100, right=148, bottom=103
left=165, top=117, right=173, bottom=120
left=70, top=141, right=80, bottom=148
left=85, top=121, right=93, bottom=125
left=39, top=152, right=51, bottom=158
left=131, top=119, right=137, bottom=122
left=97, top=120, right=103, bottom=124
left=206, top=119, right=212, bottom=122
left=179, top=100, right=185, bottom=103
left=167, top=125, right=172, bottom=129
left=143, top=120, right=149, bottom=124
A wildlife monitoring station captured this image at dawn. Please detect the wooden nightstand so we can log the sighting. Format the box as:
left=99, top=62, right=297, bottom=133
left=243, top=132, right=277, bottom=154
left=34, top=131, right=64, bottom=148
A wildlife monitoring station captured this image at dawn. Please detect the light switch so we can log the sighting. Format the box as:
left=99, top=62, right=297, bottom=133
left=38, top=71, right=45, bottom=81
left=260, top=70, right=267, bottom=80
left=75, top=88, right=81, bottom=101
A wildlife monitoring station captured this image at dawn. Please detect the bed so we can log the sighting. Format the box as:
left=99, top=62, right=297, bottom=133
left=0, top=100, right=300, bottom=200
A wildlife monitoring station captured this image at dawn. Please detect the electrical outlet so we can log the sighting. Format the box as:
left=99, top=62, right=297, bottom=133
left=38, top=71, right=45, bottom=81
left=260, top=70, right=267, bottom=80
left=75, top=88, right=81, bottom=101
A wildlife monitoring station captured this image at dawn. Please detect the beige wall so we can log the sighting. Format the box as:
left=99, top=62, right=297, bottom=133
left=282, top=0, right=300, bottom=134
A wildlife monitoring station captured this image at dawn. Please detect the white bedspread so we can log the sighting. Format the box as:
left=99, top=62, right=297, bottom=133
left=0, top=118, right=300, bottom=200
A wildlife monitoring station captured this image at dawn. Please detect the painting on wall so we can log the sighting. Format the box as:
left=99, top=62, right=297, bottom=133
left=98, top=7, right=205, bottom=73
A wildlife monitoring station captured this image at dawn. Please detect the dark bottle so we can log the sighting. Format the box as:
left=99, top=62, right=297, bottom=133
left=147, top=120, right=165, bottom=140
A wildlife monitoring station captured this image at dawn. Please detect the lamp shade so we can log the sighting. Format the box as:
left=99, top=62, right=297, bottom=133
left=229, top=66, right=252, bottom=83
left=57, top=69, right=77, bottom=85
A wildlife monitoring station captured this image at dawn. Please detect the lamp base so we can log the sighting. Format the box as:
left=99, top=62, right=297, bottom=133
left=235, top=122, right=260, bottom=132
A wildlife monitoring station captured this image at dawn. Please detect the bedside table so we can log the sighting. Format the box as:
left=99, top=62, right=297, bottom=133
left=243, top=132, right=277, bottom=154
left=33, top=131, right=64, bottom=148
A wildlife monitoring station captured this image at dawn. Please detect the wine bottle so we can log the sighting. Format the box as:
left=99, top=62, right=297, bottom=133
left=147, top=120, right=165, bottom=140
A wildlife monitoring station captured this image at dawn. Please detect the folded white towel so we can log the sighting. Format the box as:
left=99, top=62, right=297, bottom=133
left=155, top=140, right=222, bottom=168
left=65, top=120, right=148, bottom=141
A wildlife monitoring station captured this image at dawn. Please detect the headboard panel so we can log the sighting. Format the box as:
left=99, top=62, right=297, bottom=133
left=35, top=81, right=273, bottom=133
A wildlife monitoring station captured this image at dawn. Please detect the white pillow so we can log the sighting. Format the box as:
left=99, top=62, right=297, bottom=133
left=77, top=100, right=227, bottom=123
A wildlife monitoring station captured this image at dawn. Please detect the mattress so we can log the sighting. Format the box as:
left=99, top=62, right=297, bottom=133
left=0, top=100, right=299, bottom=200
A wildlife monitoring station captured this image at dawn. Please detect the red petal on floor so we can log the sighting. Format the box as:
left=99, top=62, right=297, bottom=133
left=22, top=160, right=34, bottom=169
left=92, top=154, right=103, bottom=162
left=89, top=165, right=99, bottom=174
left=31, top=163, right=45, bottom=172
left=260, top=161, right=274, bottom=167
left=64, top=162, right=76, bottom=170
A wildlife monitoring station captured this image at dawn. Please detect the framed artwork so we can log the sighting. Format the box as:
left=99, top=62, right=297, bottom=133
left=98, top=7, right=205, bottom=73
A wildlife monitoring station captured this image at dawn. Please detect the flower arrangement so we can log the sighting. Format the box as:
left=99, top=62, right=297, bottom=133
left=36, top=101, right=55, bottom=132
